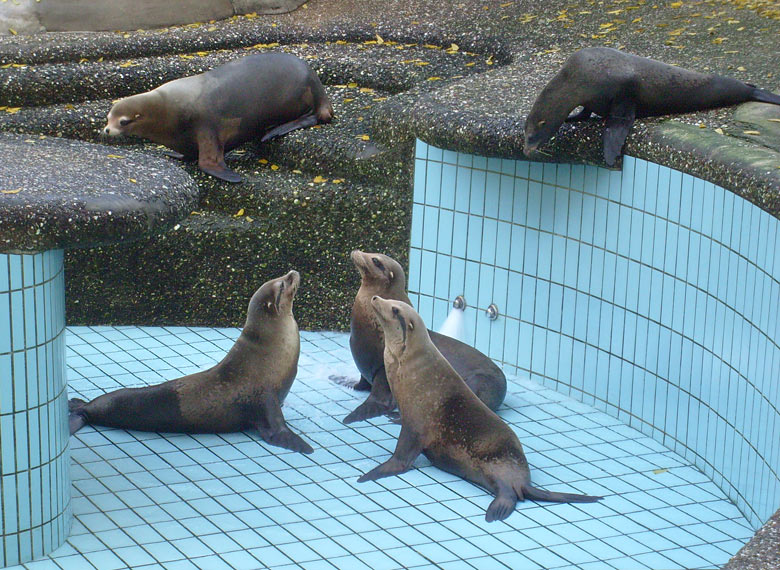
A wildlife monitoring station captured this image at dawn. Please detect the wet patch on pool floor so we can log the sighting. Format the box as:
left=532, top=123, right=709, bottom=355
left=14, top=325, right=754, bottom=569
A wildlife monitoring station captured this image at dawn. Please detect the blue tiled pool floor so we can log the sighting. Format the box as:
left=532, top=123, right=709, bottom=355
left=12, top=326, right=753, bottom=570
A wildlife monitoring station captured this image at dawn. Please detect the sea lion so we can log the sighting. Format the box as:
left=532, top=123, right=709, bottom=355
left=358, top=297, right=602, bottom=521
left=341, top=250, right=506, bottom=424
left=524, top=47, right=780, bottom=166
left=103, top=52, right=333, bottom=182
left=68, top=270, right=313, bottom=454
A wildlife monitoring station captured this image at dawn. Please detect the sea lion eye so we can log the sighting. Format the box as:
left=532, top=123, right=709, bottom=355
left=372, top=257, right=385, bottom=270
left=538, top=120, right=546, bottom=126
left=408, top=321, right=414, bottom=331
left=119, top=118, right=133, bottom=127
left=389, top=271, right=394, bottom=280
left=392, top=307, right=399, bottom=315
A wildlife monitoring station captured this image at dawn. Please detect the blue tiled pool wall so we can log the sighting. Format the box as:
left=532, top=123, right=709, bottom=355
left=409, top=140, right=780, bottom=530
left=0, top=251, right=71, bottom=567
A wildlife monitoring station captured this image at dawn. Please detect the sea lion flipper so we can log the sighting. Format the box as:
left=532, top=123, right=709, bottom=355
left=486, top=481, right=518, bottom=522
left=196, top=130, right=243, bottom=183
left=163, top=150, right=186, bottom=160
left=68, top=398, right=88, bottom=435
left=260, top=112, right=318, bottom=142
left=566, top=106, right=592, bottom=122
left=603, top=98, right=636, bottom=166
left=357, top=424, right=422, bottom=483
left=329, top=374, right=372, bottom=391
left=255, top=392, right=314, bottom=454
left=343, top=370, right=396, bottom=424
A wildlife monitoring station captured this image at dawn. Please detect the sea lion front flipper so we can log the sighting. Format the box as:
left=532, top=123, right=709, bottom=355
left=196, top=130, right=243, bottom=183
left=254, top=392, right=314, bottom=454
left=602, top=98, right=636, bottom=166
left=329, top=374, right=372, bottom=391
left=357, top=424, right=422, bottom=482
left=566, top=106, right=593, bottom=122
left=260, top=112, right=319, bottom=142
left=342, top=370, right=396, bottom=424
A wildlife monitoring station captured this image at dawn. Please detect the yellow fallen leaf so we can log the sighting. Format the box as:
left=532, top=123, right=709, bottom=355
left=415, top=61, right=430, bottom=66
left=270, top=164, right=279, bottom=171
left=715, top=128, right=724, bottom=135
left=358, top=135, right=370, bottom=141
left=245, top=216, right=254, bottom=222
left=343, top=98, right=354, bottom=103
left=4, top=107, right=21, bottom=114
left=1, top=188, right=22, bottom=194
left=360, top=87, right=375, bottom=93
left=347, top=82, right=358, bottom=88
left=743, top=130, right=761, bottom=135
left=446, top=43, right=459, bottom=53
left=292, top=169, right=302, bottom=174
left=670, top=1, right=683, bottom=7
left=487, top=55, right=494, bottom=65
left=258, top=158, right=268, bottom=164
left=9, top=28, right=17, bottom=35
left=106, top=154, right=124, bottom=159
left=234, top=208, right=245, bottom=217
left=195, top=51, right=209, bottom=56
left=375, top=34, right=384, bottom=44
left=313, top=175, right=327, bottom=183
left=332, top=179, right=344, bottom=184
left=768, top=119, right=780, bottom=123
left=652, top=468, right=668, bottom=475
left=427, top=76, right=442, bottom=81
left=129, top=178, right=138, bottom=183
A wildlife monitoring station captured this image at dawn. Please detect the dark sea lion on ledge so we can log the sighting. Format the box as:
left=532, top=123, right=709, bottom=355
left=340, top=250, right=506, bottom=424
left=524, top=47, right=780, bottom=166
left=358, top=297, right=602, bottom=521
left=103, top=52, right=333, bottom=182
left=69, top=271, right=314, bottom=454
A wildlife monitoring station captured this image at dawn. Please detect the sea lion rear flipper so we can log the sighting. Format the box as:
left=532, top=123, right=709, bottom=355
left=196, top=130, right=243, bottom=183
left=255, top=393, right=314, bottom=454
left=342, top=370, right=396, bottom=424
left=486, top=481, right=518, bottom=522
left=260, top=112, right=319, bottom=142
left=603, top=98, right=636, bottom=166
left=68, top=398, right=88, bottom=435
left=522, top=484, right=602, bottom=503
left=357, top=424, right=422, bottom=482
left=163, top=150, right=186, bottom=160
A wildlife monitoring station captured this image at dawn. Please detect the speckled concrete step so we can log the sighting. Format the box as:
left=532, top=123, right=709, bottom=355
left=64, top=170, right=410, bottom=329
left=0, top=41, right=491, bottom=106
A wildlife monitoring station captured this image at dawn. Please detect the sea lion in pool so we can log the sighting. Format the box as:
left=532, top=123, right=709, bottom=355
left=68, top=270, right=313, bottom=454
left=358, top=297, right=602, bottom=521
left=103, top=52, right=333, bottom=182
left=340, top=250, right=506, bottom=424
left=523, top=47, right=780, bottom=166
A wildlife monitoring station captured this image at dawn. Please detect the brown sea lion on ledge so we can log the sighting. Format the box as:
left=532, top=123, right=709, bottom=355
left=524, top=47, right=780, bottom=166
left=104, top=53, right=333, bottom=182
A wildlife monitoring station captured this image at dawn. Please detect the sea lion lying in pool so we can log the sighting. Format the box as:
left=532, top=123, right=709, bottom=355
left=524, top=47, right=780, bottom=166
left=358, top=297, right=602, bottom=521
left=341, top=251, right=506, bottom=423
left=103, top=52, right=333, bottom=182
left=69, top=271, right=313, bottom=454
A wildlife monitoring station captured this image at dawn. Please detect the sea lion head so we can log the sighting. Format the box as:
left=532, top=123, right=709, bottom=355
left=103, top=94, right=152, bottom=138
left=523, top=104, right=561, bottom=157
left=351, top=250, right=405, bottom=293
left=246, top=270, right=301, bottom=324
left=370, top=295, right=425, bottom=356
